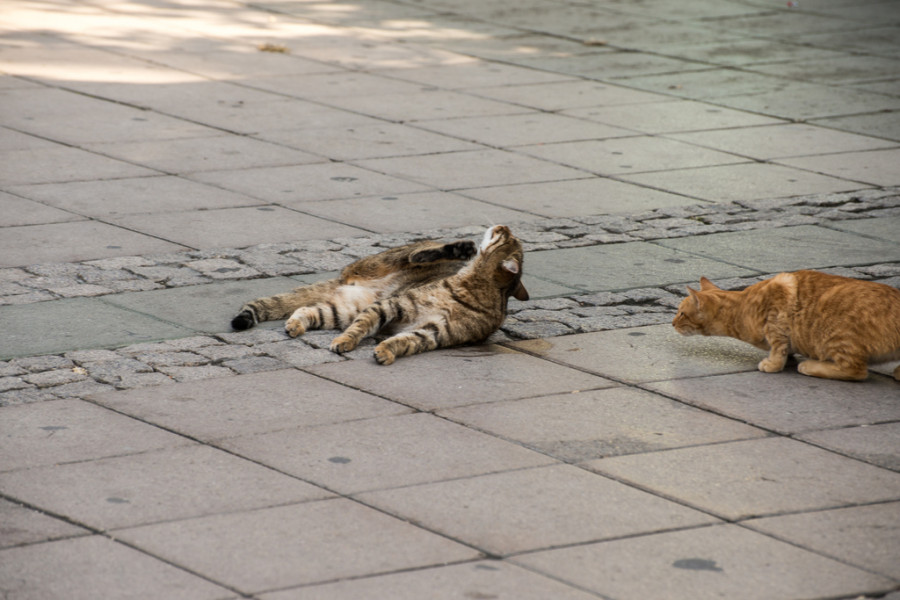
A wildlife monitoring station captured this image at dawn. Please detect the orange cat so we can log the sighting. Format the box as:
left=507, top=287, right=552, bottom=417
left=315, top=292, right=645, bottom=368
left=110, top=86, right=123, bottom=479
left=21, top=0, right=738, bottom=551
left=673, top=270, right=900, bottom=381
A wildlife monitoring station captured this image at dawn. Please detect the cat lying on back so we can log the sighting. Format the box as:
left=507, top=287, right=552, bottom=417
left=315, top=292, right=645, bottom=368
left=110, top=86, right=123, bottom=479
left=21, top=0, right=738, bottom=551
left=673, top=270, right=900, bottom=381
left=232, top=225, right=528, bottom=365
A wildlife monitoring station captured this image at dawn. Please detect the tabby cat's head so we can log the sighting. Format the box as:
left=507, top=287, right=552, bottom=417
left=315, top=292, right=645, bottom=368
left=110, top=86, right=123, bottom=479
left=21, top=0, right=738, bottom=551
left=478, top=225, right=529, bottom=301
left=673, top=277, right=722, bottom=336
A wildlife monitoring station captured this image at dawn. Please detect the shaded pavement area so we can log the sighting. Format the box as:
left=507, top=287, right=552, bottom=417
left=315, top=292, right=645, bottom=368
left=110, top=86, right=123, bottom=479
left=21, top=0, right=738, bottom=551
left=1, top=0, right=900, bottom=598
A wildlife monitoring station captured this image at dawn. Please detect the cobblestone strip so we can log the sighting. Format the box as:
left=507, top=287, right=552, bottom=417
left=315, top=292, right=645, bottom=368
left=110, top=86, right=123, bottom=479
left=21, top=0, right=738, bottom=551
left=2, top=261, right=898, bottom=407
left=2, top=189, right=898, bottom=306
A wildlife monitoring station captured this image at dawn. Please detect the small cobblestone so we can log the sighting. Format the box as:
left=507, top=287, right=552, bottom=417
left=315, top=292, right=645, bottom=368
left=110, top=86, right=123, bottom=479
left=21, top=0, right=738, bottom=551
left=134, top=351, right=209, bottom=368
left=158, top=365, right=234, bottom=382
left=11, top=355, right=74, bottom=373
left=0, top=387, right=58, bottom=406
left=222, top=356, right=289, bottom=374
left=23, top=369, right=87, bottom=388
left=0, top=376, right=32, bottom=392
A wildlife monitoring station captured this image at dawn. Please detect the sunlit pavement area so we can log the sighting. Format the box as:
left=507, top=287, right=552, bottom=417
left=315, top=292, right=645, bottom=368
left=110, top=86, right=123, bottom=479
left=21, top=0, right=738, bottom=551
left=2, top=0, right=900, bottom=598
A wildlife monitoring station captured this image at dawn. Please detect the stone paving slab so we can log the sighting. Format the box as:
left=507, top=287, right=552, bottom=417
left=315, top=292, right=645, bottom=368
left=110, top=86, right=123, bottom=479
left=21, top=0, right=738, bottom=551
left=90, top=369, right=409, bottom=442
left=657, top=224, right=900, bottom=273
left=514, top=524, right=895, bottom=600
left=114, top=499, right=480, bottom=595
left=222, top=412, right=555, bottom=494
left=587, top=437, right=900, bottom=520
left=0, top=443, right=331, bottom=530
left=798, top=422, right=900, bottom=473
left=0, top=536, right=234, bottom=600
left=522, top=242, right=759, bottom=293
left=260, top=561, right=600, bottom=600
left=645, top=370, right=900, bottom=434
left=102, top=277, right=303, bottom=334
left=0, top=498, right=88, bottom=549
left=0, top=297, right=192, bottom=360
left=745, top=502, right=900, bottom=580
left=357, top=464, right=718, bottom=557
left=306, top=344, right=615, bottom=411
left=511, top=325, right=761, bottom=384
left=438, top=387, right=766, bottom=463
left=0, top=398, right=191, bottom=472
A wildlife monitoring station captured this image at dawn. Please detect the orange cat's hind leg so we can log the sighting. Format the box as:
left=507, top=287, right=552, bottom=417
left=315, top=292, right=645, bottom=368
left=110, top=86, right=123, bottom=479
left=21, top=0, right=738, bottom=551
left=798, top=359, right=868, bottom=381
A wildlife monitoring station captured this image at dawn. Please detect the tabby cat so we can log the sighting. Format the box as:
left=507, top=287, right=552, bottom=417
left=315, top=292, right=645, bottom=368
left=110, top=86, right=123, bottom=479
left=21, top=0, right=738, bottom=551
left=673, top=270, right=900, bottom=381
left=232, top=225, right=528, bottom=365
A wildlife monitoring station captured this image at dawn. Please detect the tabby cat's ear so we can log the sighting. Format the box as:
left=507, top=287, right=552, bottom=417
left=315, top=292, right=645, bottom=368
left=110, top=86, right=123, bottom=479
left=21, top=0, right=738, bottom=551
left=501, top=258, right=520, bottom=275
left=699, top=277, right=719, bottom=291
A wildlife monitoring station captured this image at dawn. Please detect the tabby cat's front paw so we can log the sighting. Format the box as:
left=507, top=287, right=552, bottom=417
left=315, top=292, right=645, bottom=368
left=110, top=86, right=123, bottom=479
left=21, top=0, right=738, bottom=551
left=374, top=343, right=396, bottom=366
left=757, top=357, right=785, bottom=373
left=285, top=318, right=306, bottom=338
left=330, top=334, right=358, bottom=354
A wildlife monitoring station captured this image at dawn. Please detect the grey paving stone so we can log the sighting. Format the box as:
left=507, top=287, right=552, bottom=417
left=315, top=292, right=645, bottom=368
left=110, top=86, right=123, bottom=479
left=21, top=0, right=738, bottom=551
left=107, top=205, right=367, bottom=250
left=84, top=135, right=323, bottom=174
left=416, top=112, right=633, bottom=147
left=0, top=297, right=192, bottom=360
left=827, top=215, right=900, bottom=243
left=0, top=498, right=88, bottom=549
left=379, top=61, right=568, bottom=89
left=90, top=369, right=410, bottom=441
left=745, top=502, right=900, bottom=580
left=620, top=162, right=865, bottom=203
left=259, top=121, right=480, bottom=161
left=713, top=82, right=900, bottom=121
left=156, top=365, right=233, bottom=382
left=0, top=444, right=330, bottom=530
left=321, top=88, right=526, bottom=122
left=353, top=149, right=586, bottom=191
left=0, top=191, right=83, bottom=227
left=260, top=560, right=600, bottom=600
left=515, top=524, right=895, bottom=600
left=305, top=344, right=615, bottom=411
left=524, top=242, right=758, bottom=294
left=510, top=325, right=760, bottom=383
left=115, top=499, right=479, bottom=594
left=0, top=145, right=158, bottom=187
left=0, top=398, right=191, bottom=472
left=563, top=100, right=782, bottom=134
left=188, top=162, right=431, bottom=203
left=439, top=387, right=766, bottom=463
left=645, top=371, right=900, bottom=434
left=668, top=123, right=899, bottom=160
left=799, top=422, right=900, bottom=472
left=813, top=112, right=900, bottom=143
left=8, top=175, right=262, bottom=218
left=587, top=437, right=900, bottom=520
left=295, top=191, right=536, bottom=233
left=103, top=277, right=300, bottom=334
left=777, top=148, right=900, bottom=187
left=0, top=220, right=188, bottom=269
left=0, top=536, right=233, bottom=600
left=471, top=80, right=668, bottom=111
left=223, top=413, right=554, bottom=494
left=357, top=464, right=717, bottom=556
left=657, top=225, right=900, bottom=272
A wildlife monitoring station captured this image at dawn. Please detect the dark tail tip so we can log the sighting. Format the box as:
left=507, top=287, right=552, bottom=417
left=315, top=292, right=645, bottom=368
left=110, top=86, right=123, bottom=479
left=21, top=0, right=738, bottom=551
left=231, top=310, right=255, bottom=331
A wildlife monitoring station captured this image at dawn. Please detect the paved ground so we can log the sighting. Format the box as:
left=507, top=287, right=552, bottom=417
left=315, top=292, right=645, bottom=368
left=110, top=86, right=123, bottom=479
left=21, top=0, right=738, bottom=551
left=2, top=0, right=900, bottom=598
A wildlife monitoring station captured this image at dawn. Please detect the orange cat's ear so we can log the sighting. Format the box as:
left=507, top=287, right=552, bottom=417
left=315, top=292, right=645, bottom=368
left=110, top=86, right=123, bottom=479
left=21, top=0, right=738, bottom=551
left=687, top=286, right=702, bottom=309
left=699, top=277, right=719, bottom=291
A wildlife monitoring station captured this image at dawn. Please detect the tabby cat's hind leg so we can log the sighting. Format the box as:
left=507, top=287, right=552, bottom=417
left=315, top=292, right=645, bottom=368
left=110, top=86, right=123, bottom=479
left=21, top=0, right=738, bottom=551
left=798, top=359, right=868, bottom=381
left=285, top=304, right=341, bottom=338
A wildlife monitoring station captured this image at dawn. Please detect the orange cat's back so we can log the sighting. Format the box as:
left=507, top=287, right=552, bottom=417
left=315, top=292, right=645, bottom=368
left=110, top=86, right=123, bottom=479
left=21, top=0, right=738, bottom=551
left=790, top=270, right=900, bottom=369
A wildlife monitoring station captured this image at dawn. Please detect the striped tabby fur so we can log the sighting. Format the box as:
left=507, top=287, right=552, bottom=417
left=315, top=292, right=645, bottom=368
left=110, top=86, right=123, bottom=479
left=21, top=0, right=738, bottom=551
left=231, top=225, right=528, bottom=364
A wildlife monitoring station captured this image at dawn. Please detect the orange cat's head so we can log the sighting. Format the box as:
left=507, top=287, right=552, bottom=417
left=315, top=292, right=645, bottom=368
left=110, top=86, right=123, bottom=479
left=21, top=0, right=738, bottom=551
left=673, top=277, right=722, bottom=336
left=478, top=225, right=529, bottom=301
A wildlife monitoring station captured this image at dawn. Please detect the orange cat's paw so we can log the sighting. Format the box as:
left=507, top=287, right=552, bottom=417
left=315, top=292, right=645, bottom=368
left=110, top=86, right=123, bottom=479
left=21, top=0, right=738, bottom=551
left=757, top=358, right=785, bottom=373
left=374, top=344, right=396, bottom=366
left=285, top=318, right=306, bottom=338
left=330, top=335, right=357, bottom=354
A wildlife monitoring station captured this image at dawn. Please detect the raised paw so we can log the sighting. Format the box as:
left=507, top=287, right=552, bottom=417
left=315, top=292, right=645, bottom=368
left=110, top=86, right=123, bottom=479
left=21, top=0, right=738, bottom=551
left=449, top=240, right=477, bottom=260
left=285, top=318, right=306, bottom=338
left=374, top=343, right=396, bottom=366
left=330, top=334, right=358, bottom=354
left=757, top=357, right=784, bottom=373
